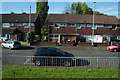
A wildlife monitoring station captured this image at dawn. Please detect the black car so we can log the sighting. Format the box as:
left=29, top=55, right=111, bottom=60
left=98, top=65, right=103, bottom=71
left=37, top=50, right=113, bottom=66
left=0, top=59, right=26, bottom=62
left=32, top=47, right=75, bottom=67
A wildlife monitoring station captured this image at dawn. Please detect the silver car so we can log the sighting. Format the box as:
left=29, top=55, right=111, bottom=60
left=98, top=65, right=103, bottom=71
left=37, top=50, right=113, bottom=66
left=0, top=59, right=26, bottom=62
left=1, top=40, right=21, bottom=50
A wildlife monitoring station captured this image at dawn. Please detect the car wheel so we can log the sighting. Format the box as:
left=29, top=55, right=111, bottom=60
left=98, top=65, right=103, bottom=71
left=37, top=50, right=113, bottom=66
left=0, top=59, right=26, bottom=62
left=35, top=60, right=41, bottom=66
left=1, top=45, right=5, bottom=48
left=9, top=46, right=12, bottom=50
left=63, top=61, right=70, bottom=67
left=113, top=49, right=117, bottom=52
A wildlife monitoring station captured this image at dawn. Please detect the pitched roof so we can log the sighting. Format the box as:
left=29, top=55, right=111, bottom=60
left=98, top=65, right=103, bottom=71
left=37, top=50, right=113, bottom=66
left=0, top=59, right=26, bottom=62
left=2, top=28, right=16, bottom=33
left=49, top=26, right=77, bottom=35
left=1, top=13, right=38, bottom=23
left=9, top=26, right=35, bottom=33
left=2, top=14, right=118, bottom=25
left=48, top=14, right=118, bottom=25
left=10, top=26, right=24, bottom=32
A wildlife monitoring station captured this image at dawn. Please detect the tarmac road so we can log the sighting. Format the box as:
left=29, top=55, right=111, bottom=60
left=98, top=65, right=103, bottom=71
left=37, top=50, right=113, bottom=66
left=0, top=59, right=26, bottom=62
left=2, top=46, right=119, bottom=68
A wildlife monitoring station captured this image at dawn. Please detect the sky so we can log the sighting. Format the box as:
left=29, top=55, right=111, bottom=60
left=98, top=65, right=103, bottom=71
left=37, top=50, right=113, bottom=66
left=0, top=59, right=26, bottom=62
left=1, top=2, right=119, bottom=18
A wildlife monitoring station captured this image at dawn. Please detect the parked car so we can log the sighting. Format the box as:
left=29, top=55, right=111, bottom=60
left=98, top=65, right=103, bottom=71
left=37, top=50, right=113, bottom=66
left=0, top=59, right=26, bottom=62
left=107, top=43, right=120, bottom=52
left=1, top=40, right=21, bottom=50
left=32, top=47, right=75, bottom=67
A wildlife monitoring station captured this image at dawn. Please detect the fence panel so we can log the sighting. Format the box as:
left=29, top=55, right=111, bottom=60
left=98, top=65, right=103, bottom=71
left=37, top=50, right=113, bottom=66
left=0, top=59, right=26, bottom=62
left=8, top=55, right=119, bottom=68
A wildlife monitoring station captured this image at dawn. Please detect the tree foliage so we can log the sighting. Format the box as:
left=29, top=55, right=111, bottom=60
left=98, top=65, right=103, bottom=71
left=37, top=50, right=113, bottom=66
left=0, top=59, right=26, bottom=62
left=26, top=31, right=35, bottom=44
left=36, top=0, right=49, bottom=40
left=76, top=2, right=83, bottom=14
left=10, top=12, right=15, bottom=14
left=63, top=2, right=106, bottom=15
left=71, top=2, right=77, bottom=14
left=63, top=4, right=71, bottom=14
left=34, top=35, right=40, bottom=42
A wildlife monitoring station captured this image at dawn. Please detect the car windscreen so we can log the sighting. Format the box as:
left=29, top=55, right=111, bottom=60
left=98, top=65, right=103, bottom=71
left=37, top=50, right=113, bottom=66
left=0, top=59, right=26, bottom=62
left=6, top=41, right=12, bottom=44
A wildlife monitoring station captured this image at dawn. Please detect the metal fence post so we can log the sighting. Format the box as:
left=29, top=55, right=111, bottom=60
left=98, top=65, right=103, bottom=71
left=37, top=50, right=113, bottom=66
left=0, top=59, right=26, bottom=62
left=97, top=58, right=99, bottom=68
left=52, top=57, right=53, bottom=67
left=75, top=58, right=76, bottom=67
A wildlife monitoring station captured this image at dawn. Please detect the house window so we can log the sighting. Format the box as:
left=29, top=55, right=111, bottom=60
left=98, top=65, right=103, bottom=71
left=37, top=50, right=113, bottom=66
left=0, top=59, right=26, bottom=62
left=60, top=23, right=67, bottom=26
left=104, top=25, right=112, bottom=27
left=92, top=25, right=97, bottom=29
left=49, top=23, right=55, bottom=27
left=10, top=23, right=15, bottom=26
left=67, top=23, right=75, bottom=26
left=3, top=23, right=10, bottom=27
left=31, top=23, right=34, bottom=26
left=111, top=25, right=117, bottom=30
left=87, top=24, right=93, bottom=27
left=80, top=24, right=85, bottom=27
left=23, top=23, right=29, bottom=27
left=54, top=24, right=59, bottom=28
left=50, top=35, right=53, bottom=37
left=50, top=35, right=59, bottom=38
left=17, top=23, right=23, bottom=26
left=96, top=24, right=104, bottom=27
left=54, top=35, right=58, bottom=38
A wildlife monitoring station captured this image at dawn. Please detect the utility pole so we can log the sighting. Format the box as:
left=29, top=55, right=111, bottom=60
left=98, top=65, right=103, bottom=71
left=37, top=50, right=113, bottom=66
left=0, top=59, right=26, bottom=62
left=29, top=6, right=32, bottom=44
left=92, top=2, right=96, bottom=46
left=29, top=6, right=31, bottom=32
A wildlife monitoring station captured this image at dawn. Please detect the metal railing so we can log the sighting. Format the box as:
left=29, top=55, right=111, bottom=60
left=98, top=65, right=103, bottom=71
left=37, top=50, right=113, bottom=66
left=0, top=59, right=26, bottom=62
left=7, top=55, right=119, bottom=68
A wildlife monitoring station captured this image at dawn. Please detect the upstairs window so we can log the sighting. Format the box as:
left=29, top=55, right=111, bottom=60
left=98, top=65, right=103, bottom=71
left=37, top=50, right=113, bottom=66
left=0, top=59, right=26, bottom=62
left=3, top=23, right=10, bottom=27
left=49, top=23, right=55, bottom=27
left=87, top=24, right=93, bottom=27
left=92, top=25, right=97, bottom=29
left=104, top=25, right=112, bottom=27
left=54, top=24, right=59, bottom=28
left=96, top=24, right=104, bottom=27
left=67, top=23, right=75, bottom=26
left=23, top=23, right=29, bottom=27
left=50, top=35, right=59, bottom=39
left=80, top=24, right=85, bottom=27
left=111, top=25, right=117, bottom=30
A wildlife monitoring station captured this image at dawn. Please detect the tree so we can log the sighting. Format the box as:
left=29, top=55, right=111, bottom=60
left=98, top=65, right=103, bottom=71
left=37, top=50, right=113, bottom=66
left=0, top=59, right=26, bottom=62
left=26, top=31, right=35, bottom=45
left=63, top=4, right=71, bottom=14
left=94, top=11, right=107, bottom=15
left=71, top=2, right=77, bottom=14
left=63, top=2, right=106, bottom=15
left=81, top=2, right=92, bottom=14
left=76, top=2, right=82, bottom=14
left=10, top=12, right=15, bottom=14
left=36, top=0, right=49, bottom=40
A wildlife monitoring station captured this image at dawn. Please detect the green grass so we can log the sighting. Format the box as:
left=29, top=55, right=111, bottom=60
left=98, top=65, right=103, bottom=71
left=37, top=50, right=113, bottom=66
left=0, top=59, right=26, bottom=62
left=2, top=66, right=118, bottom=78
left=0, top=67, right=2, bottom=79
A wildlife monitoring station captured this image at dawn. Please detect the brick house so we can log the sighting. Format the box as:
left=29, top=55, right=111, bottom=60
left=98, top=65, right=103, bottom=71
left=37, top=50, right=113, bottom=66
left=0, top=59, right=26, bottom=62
left=1, top=13, right=120, bottom=43
left=48, top=14, right=120, bottom=43
left=1, top=13, right=41, bottom=41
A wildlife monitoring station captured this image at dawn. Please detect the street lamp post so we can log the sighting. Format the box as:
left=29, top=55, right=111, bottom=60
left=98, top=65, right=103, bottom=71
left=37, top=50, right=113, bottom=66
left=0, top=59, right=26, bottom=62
left=29, top=6, right=32, bottom=45
left=29, top=5, right=31, bottom=32
left=92, top=2, right=96, bottom=46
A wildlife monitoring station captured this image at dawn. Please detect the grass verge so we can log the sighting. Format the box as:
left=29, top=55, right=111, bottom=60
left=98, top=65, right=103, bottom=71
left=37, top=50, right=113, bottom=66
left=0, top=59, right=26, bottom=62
left=2, top=66, right=118, bottom=78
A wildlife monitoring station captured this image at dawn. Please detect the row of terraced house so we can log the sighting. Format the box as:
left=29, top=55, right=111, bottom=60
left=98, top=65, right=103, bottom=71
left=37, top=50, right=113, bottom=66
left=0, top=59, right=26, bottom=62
left=0, top=13, right=120, bottom=43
